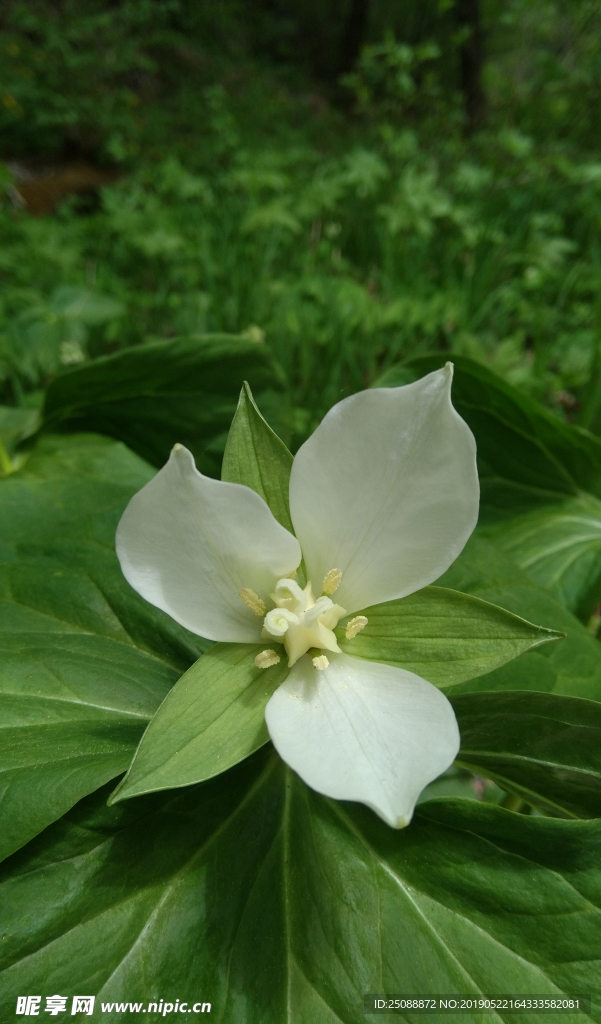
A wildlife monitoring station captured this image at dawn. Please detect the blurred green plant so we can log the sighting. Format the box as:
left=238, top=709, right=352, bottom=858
left=2, top=131, right=601, bottom=446
left=340, top=32, right=444, bottom=118
left=1, top=0, right=601, bottom=451
left=0, top=0, right=180, bottom=159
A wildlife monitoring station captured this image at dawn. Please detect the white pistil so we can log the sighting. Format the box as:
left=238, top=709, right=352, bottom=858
left=262, top=576, right=347, bottom=667
left=239, top=588, right=267, bottom=616
left=304, top=595, right=336, bottom=624
left=270, top=578, right=308, bottom=614
left=312, top=654, right=329, bottom=670
left=263, top=607, right=299, bottom=636
left=345, top=615, right=368, bottom=639
left=322, top=567, right=343, bottom=596
left=254, top=649, right=281, bottom=669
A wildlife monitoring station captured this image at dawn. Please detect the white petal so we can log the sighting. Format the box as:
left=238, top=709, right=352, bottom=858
left=289, top=365, right=478, bottom=613
left=265, top=652, right=459, bottom=828
left=116, top=445, right=301, bottom=642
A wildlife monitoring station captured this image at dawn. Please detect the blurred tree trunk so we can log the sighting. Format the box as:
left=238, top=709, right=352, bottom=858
left=455, top=0, right=486, bottom=132
left=338, top=0, right=371, bottom=77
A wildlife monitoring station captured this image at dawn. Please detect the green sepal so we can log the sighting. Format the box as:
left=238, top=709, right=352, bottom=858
left=337, top=585, right=562, bottom=688
left=222, top=381, right=305, bottom=582
left=110, top=643, right=289, bottom=803
left=453, top=690, right=601, bottom=819
left=441, top=535, right=601, bottom=700
left=221, top=381, right=294, bottom=533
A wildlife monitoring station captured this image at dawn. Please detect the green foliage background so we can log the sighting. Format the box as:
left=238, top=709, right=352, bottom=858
left=2, top=0, right=601, bottom=442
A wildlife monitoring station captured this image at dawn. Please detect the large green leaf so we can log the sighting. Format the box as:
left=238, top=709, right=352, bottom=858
left=0, top=433, right=207, bottom=860
left=439, top=536, right=601, bottom=701
left=337, top=586, right=561, bottom=687
left=110, top=643, right=288, bottom=803
left=484, top=496, right=601, bottom=619
left=42, top=335, right=281, bottom=475
left=452, top=690, right=601, bottom=819
left=478, top=475, right=566, bottom=526
left=376, top=354, right=601, bottom=499
left=1, top=751, right=599, bottom=1023
left=222, top=381, right=294, bottom=533
left=0, top=632, right=175, bottom=865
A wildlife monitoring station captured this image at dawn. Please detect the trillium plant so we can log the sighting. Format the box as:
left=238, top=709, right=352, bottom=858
left=4, top=345, right=601, bottom=1018
left=115, top=365, right=481, bottom=825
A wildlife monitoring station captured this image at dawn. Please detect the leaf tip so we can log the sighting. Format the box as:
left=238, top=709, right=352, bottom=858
left=106, top=777, right=129, bottom=806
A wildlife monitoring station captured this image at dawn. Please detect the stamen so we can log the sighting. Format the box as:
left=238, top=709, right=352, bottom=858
left=312, top=654, right=329, bottom=670
left=322, top=568, right=343, bottom=596
left=345, top=615, right=368, bottom=639
left=254, top=649, right=281, bottom=669
left=239, top=588, right=267, bottom=616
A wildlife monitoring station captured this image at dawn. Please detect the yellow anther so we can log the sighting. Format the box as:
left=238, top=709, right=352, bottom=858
left=312, top=654, right=329, bottom=670
left=254, top=649, right=281, bottom=669
left=286, top=569, right=297, bottom=579
left=345, top=615, right=368, bottom=639
left=322, top=568, right=343, bottom=596
left=239, top=588, right=267, bottom=616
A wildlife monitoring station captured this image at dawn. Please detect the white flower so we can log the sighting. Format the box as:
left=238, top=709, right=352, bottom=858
left=116, top=364, right=479, bottom=827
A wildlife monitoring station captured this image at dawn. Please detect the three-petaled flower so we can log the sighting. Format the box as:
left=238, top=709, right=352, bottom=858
left=116, top=364, right=479, bottom=827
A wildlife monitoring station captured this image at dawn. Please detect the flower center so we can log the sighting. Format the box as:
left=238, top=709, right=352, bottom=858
left=262, top=577, right=347, bottom=667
